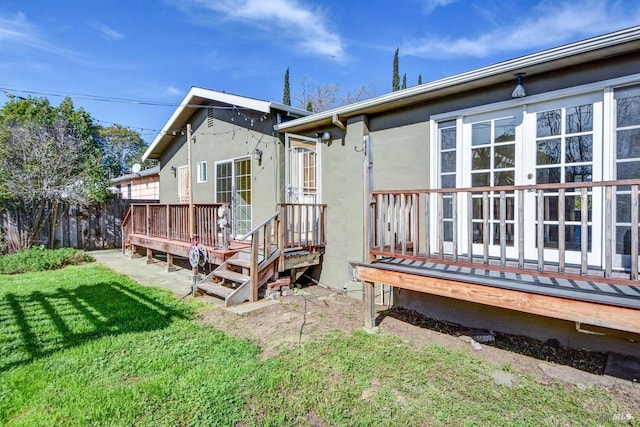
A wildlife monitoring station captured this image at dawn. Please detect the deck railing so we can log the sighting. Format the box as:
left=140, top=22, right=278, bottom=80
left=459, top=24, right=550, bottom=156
left=369, top=179, right=640, bottom=284
left=122, top=203, right=229, bottom=249
left=279, top=203, right=328, bottom=249
left=122, top=202, right=327, bottom=253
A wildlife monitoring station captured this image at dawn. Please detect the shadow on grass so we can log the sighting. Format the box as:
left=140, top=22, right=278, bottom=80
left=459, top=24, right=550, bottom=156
left=0, top=281, right=189, bottom=372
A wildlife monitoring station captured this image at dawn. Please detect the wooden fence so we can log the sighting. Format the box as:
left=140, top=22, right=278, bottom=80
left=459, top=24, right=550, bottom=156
left=1, top=199, right=157, bottom=253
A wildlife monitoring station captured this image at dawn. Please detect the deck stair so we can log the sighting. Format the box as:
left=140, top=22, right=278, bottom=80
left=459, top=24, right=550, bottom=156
left=195, top=246, right=280, bottom=306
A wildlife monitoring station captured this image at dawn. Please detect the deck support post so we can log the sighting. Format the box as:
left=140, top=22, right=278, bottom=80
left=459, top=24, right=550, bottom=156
left=146, top=248, right=153, bottom=264
left=363, top=280, right=377, bottom=331
left=166, top=253, right=176, bottom=272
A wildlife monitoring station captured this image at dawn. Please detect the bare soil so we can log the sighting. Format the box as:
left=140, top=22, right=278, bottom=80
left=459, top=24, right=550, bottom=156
left=198, top=284, right=640, bottom=417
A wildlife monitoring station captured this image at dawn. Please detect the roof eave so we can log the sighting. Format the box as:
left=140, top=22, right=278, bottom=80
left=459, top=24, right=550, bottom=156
left=275, top=26, right=640, bottom=134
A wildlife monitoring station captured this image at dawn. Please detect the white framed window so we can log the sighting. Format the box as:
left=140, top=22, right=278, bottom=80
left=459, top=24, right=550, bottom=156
left=197, top=161, right=207, bottom=183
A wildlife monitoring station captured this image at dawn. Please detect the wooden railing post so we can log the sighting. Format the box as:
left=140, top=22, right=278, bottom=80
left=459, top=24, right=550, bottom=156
left=580, top=188, right=588, bottom=275
left=537, top=189, right=544, bottom=271
left=250, top=228, right=260, bottom=302
left=558, top=189, right=566, bottom=273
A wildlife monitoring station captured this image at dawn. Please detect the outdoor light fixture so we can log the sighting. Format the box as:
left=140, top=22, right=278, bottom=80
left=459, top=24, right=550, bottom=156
left=315, top=131, right=331, bottom=142
left=511, top=73, right=526, bottom=98
left=170, top=166, right=177, bottom=177
left=253, top=148, right=263, bottom=162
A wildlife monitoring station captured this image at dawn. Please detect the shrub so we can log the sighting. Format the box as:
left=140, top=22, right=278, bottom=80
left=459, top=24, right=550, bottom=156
left=0, top=247, right=94, bottom=274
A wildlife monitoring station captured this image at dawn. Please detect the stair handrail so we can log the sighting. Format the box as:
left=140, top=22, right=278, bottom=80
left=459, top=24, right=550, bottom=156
left=121, top=205, right=133, bottom=255
left=237, top=211, right=280, bottom=241
left=237, top=210, right=281, bottom=302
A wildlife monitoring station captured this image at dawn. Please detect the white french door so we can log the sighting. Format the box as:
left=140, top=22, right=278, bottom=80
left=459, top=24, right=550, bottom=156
left=215, top=157, right=251, bottom=237
left=285, top=134, right=321, bottom=203
left=522, top=93, right=602, bottom=265
left=458, top=93, right=603, bottom=265
left=462, top=108, right=522, bottom=259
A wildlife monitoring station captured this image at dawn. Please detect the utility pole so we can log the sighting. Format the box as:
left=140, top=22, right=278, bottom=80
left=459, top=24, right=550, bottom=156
left=187, top=123, right=196, bottom=240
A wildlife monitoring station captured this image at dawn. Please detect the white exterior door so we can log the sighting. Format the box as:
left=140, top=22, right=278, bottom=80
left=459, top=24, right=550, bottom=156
left=285, top=134, right=321, bottom=204
left=454, top=93, right=603, bottom=265
left=215, top=157, right=252, bottom=237
left=522, top=93, right=603, bottom=265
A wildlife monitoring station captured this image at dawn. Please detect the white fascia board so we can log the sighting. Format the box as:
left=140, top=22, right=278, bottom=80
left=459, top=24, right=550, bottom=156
left=143, top=87, right=274, bottom=161
left=268, top=101, right=310, bottom=117
left=274, top=26, right=640, bottom=132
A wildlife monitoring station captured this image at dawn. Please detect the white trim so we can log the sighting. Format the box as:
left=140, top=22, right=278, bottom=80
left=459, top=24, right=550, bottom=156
left=284, top=133, right=322, bottom=204
left=196, top=161, right=207, bottom=183
left=143, top=87, right=308, bottom=161
left=432, top=73, right=640, bottom=122
left=276, top=26, right=640, bottom=132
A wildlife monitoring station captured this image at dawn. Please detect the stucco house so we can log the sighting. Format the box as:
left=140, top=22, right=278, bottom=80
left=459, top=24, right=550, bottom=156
left=275, top=26, right=640, bottom=357
left=123, top=26, right=640, bottom=358
left=111, top=165, right=160, bottom=200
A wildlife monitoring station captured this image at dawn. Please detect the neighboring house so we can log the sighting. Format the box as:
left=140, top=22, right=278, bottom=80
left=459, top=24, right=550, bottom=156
left=275, top=26, right=640, bottom=357
left=111, top=166, right=160, bottom=200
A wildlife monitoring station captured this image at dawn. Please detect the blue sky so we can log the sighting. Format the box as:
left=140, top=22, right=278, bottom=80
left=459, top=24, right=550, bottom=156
left=1, top=0, right=639, bottom=142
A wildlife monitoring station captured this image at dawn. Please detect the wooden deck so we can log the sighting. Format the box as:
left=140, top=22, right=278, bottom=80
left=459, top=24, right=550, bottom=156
left=122, top=202, right=327, bottom=305
left=360, top=180, right=640, bottom=335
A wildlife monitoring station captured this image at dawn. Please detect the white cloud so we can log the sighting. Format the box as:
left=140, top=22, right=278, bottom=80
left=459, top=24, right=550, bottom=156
left=166, top=86, right=181, bottom=96
left=422, top=0, right=457, bottom=14
left=0, top=11, right=80, bottom=59
left=0, top=12, right=45, bottom=51
left=91, top=23, right=124, bottom=41
left=173, top=0, right=345, bottom=59
left=404, top=0, right=640, bottom=58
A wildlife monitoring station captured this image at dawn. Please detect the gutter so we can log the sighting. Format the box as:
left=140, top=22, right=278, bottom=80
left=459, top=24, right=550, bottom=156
left=275, top=26, right=640, bottom=132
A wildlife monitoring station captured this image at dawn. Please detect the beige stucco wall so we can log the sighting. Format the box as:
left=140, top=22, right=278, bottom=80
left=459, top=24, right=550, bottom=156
left=158, top=107, right=284, bottom=231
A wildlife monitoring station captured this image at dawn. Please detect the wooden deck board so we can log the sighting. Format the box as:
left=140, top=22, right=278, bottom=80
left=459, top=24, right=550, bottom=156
left=364, top=258, right=640, bottom=309
left=357, top=262, right=640, bottom=333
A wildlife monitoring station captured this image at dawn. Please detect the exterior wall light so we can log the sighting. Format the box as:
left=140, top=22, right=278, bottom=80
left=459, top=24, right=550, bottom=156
left=170, top=166, right=177, bottom=177
left=315, top=131, right=331, bottom=142
left=512, top=73, right=526, bottom=98
left=253, top=148, right=263, bottom=161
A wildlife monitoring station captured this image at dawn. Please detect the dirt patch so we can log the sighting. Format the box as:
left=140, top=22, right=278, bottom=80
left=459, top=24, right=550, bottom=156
left=197, top=285, right=640, bottom=415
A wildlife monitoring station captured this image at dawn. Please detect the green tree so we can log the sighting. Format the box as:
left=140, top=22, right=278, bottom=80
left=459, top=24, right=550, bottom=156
left=0, top=96, right=110, bottom=250
left=402, top=73, right=407, bottom=90
left=283, top=67, right=291, bottom=106
left=392, top=48, right=400, bottom=91
left=98, top=125, right=151, bottom=178
left=306, top=101, right=313, bottom=112
left=418, top=74, right=423, bottom=85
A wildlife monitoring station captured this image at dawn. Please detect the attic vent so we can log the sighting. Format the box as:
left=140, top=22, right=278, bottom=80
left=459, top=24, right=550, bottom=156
left=207, top=107, right=215, bottom=127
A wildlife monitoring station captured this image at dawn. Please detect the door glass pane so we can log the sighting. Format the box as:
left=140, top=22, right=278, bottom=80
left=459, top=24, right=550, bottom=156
left=441, top=127, right=456, bottom=150
left=565, top=104, right=593, bottom=133
left=472, top=122, right=491, bottom=146
left=615, top=86, right=640, bottom=256
left=494, top=118, right=515, bottom=142
left=616, top=129, right=640, bottom=159
left=536, top=109, right=561, bottom=137
left=537, top=139, right=561, bottom=165
left=234, top=159, right=252, bottom=236
left=615, top=85, right=640, bottom=127
left=471, top=148, right=491, bottom=170
left=216, top=162, right=232, bottom=203
left=494, top=145, right=515, bottom=168
left=565, top=135, right=592, bottom=163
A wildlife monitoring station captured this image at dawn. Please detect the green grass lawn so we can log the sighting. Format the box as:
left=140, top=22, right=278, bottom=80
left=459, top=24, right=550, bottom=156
left=0, top=264, right=635, bottom=426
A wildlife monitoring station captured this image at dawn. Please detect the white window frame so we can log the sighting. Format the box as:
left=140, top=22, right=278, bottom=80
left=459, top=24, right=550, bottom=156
left=429, top=74, right=640, bottom=265
left=284, top=133, right=322, bottom=204
left=197, top=161, right=207, bottom=183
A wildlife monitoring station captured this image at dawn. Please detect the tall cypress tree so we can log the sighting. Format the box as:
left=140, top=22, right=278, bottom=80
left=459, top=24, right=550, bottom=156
left=418, top=74, right=423, bottom=85
left=402, top=73, right=407, bottom=89
left=283, top=67, right=291, bottom=106
left=392, top=48, right=400, bottom=92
